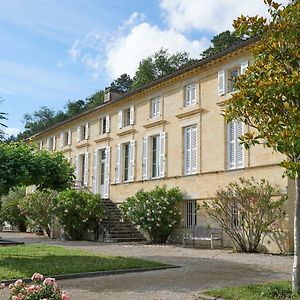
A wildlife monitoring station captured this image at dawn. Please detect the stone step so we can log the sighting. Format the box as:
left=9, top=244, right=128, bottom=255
left=104, top=237, right=145, bottom=243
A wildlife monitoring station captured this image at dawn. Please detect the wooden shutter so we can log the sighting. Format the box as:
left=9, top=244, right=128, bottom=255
left=159, top=132, right=166, bottom=178
left=130, top=105, right=135, bottom=125
left=115, top=144, right=121, bottom=183
left=106, top=115, right=110, bottom=133
left=156, top=98, right=161, bottom=117
left=46, top=138, right=50, bottom=150
left=83, top=153, right=89, bottom=187
left=60, top=132, right=64, bottom=147
left=236, top=121, right=244, bottom=168
left=185, top=86, right=191, bottom=106
left=92, top=150, right=98, bottom=194
left=142, top=137, right=148, bottom=180
left=241, top=61, right=249, bottom=75
left=77, top=126, right=81, bottom=142
left=104, top=147, right=110, bottom=198
left=227, top=122, right=236, bottom=169
left=184, top=127, right=191, bottom=174
left=118, top=110, right=123, bottom=129
left=39, top=141, right=43, bottom=150
left=129, top=140, right=135, bottom=182
left=218, top=70, right=226, bottom=96
left=191, top=84, right=196, bottom=105
left=52, top=136, right=56, bottom=151
left=67, top=130, right=72, bottom=145
left=75, top=154, right=80, bottom=181
left=85, top=123, right=89, bottom=140
left=191, top=126, right=197, bottom=173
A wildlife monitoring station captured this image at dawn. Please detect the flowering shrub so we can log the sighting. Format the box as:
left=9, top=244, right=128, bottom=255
left=0, top=273, right=70, bottom=300
left=53, top=190, right=104, bottom=240
left=120, top=186, right=182, bottom=243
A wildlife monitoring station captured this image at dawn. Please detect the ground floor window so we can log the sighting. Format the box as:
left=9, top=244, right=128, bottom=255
left=184, top=200, right=197, bottom=228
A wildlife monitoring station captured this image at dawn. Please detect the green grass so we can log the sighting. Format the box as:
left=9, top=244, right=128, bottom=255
left=0, top=244, right=165, bottom=281
left=205, top=281, right=300, bottom=300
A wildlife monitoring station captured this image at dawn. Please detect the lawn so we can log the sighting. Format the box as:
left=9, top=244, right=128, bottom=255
left=205, top=281, right=300, bottom=300
left=0, top=244, right=165, bottom=281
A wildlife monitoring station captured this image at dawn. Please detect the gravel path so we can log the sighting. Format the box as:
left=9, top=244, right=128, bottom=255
left=0, top=232, right=293, bottom=300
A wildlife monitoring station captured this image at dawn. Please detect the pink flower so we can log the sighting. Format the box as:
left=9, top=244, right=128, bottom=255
left=61, top=291, right=70, bottom=300
left=43, top=277, right=56, bottom=285
left=9, top=283, right=14, bottom=289
left=0, top=283, right=5, bottom=289
left=26, top=284, right=38, bottom=294
left=14, top=279, right=23, bottom=286
left=31, top=272, right=44, bottom=281
left=12, top=296, right=22, bottom=300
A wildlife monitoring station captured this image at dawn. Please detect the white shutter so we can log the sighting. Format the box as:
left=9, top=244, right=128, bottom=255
left=75, top=154, right=80, bottom=181
left=184, top=127, right=191, bottom=174
left=115, top=144, right=121, bottom=183
left=191, top=84, right=196, bottom=105
left=191, top=126, right=197, bottom=173
left=46, top=138, right=50, bottom=150
left=60, top=132, right=64, bottom=147
left=129, top=140, right=135, bottom=182
left=83, top=153, right=89, bottom=187
left=77, top=126, right=81, bottom=142
left=118, top=110, right=123, bottom=129
left=130, top=105, right=135, bottom=125
left=39, top=142, right=43, bottom=150
left=142, top=137, right=148, bottom=180
left=159, top=132, right=166, bottom=178
left=227, top=122, right=236, bottom=169
left=67, top=130, right=72, bottom=145
left=104, top=147, right=110, bottom=198
left=185, top=86, right=190, bottom=106
left=106, top=115, right=110, bottom=133
left=236, top=121, right=244, bottom=168
left=92, top=150, right=99, bottom=194
left=241, top=61, right=249, bottom=75
left=218, top=70, right=226, bottom=96
left=52, top=136, right=56, bottom=151
left=85, top=123, right=89, bottom=139
left=157, top=98, right=161, bottom=117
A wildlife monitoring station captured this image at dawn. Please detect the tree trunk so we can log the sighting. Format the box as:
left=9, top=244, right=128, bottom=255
left=292, top=173, right=300, bottom=293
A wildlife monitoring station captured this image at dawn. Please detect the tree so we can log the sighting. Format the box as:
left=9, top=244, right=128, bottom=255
left=110, top=73, right=133, bottom=93
left=201, top=30, right=244, bottom=59
left=65, top=100, right=85, bottom=117
left=0, top=142, right=75, bottom=195
left=85, top=90, right=104, bottom=109
left=132, top=49, right=196, bottom=89
left=0, top=100, right=7, bottom=140
left=225, top=0, right=300, bottom=292
left=204, top=178, right=286, bottom=253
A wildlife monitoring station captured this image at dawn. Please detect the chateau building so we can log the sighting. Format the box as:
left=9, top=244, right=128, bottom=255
left=30, top=37, right=294, bottom=252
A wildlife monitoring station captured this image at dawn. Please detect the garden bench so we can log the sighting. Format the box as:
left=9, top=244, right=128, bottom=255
left=183, top=226, right=223, bottom=249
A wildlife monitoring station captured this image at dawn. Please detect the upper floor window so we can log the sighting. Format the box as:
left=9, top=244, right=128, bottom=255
left=99, top=115, right=110, bottom=135
left=183, top=125, right=197, bottom=175
left=227, top=120, right=244, bottom=170
left=77, top=123, right=89, bottom=142
left=218, top=60, right=248, bottom=96
left=150, top=97, right=160, bottom=118
left=118, top=106, right=134, bottom=129
left=185, top=84, right=196, bottom=107
left=61, top=130, right=72, bottom=147
left=47, top=136, right=56, bottom=151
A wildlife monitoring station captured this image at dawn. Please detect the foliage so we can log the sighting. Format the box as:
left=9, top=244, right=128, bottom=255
left=110, top=73, right=133, bottom=93
left=120, top=186, right=182, bottom=243
left=203, top=178, right=286, bottom=253
left=132, top=48, right=196, bottom=89
left=85, top=90, right=104, bottom=109
left=0, top=100, right=7, bottom=141
left=0, top=187, right=27, bottom=232
left=3, top=274, right=70, bottom=300
left=19, top=189, right=57, bottom=237
left=0, top=244, right=164, bottom=281
left=201, top=30, right=244, bottom=59
left=53, top=190, right=104, bottom=240
left=0, top=142, right=74, bottom=195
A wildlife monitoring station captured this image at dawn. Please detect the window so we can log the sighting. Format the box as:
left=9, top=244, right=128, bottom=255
left=184, top=200, right=197, bottom=228
left=142, top=132, right=166, bottom=180
left=118, top=106, right=134, bottom=129
left=183, top=125, right=197, bottom=175
left=185, top=84, right=196, bottom=107
left=77, top=123, right=89, bottom=142
left=61, top=130, right=71, bottom=147
left=150, top=97, right=160, bottom=118
left=75, top=153, right=89, bottom=188
left=231, top=203, right=240, bottom=228
left=47, top=136, right=55, bottom=151
left=227, top=120, right=244, bottom=169
left=218, top=60, right=248, bottom=96
left=115, top=140, right=135, bottom=183
left=99, top=115, right=110, bottom=135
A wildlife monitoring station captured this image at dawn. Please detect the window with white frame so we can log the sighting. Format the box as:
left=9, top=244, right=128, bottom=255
left=183, top=125, right=197, bottom=175
left=77, top=123, right=89, bottom=142
left=150, top=97, right=160, bottom=118
left=75, top=153, right=89, bottom=188
left=227, top=120, right=244, bottom=169
left=142, top=132, right=166, bottom=180
left=118, top=106, right=134, bottom=129
left=99, top=115, right=110, bottom=135
left=184, top=200, right=197, bottom=228
left=185, top=83, right=196, bottom=107
left=61, top=130, right=72, bottom=147
left=218, top=60, right=248, bottom=96
left=47, top=136, right=56, bottom=151
left=115, top=140, right=135, bottom=183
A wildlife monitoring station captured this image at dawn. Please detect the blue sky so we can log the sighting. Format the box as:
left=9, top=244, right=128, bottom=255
left=0, top=0, right=276, bottom=136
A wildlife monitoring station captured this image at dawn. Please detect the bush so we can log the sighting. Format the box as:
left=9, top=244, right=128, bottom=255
left=203, top=177, right=286, bottom=253
left=0, top=187, right=27, bottom=232
left=53, top=190, right=104, bottom=240
left=120, top=186, right=182, bottom=243
left=19, top=189, right=57, bottom=237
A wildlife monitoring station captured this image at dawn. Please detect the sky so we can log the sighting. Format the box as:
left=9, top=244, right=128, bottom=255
left=0, top=0, right=282, bottom=136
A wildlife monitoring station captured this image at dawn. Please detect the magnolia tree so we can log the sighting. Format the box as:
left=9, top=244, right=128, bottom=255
left=226, top=0, right=300, bottom=291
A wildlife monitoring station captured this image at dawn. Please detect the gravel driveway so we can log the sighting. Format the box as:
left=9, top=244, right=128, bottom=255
left=0, top=232, right=293, bottom=300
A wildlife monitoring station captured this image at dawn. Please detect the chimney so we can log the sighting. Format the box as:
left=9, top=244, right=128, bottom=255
left=104, top=87, right=121, bottom=103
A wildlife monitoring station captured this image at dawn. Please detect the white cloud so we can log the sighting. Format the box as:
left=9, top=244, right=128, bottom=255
left=4, top=127, right=21, bottom=136
left=159, top=0, right=289, bottom=33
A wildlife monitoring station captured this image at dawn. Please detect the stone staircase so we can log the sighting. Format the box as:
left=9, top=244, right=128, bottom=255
left=101, top=198, right=145, bottom=243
